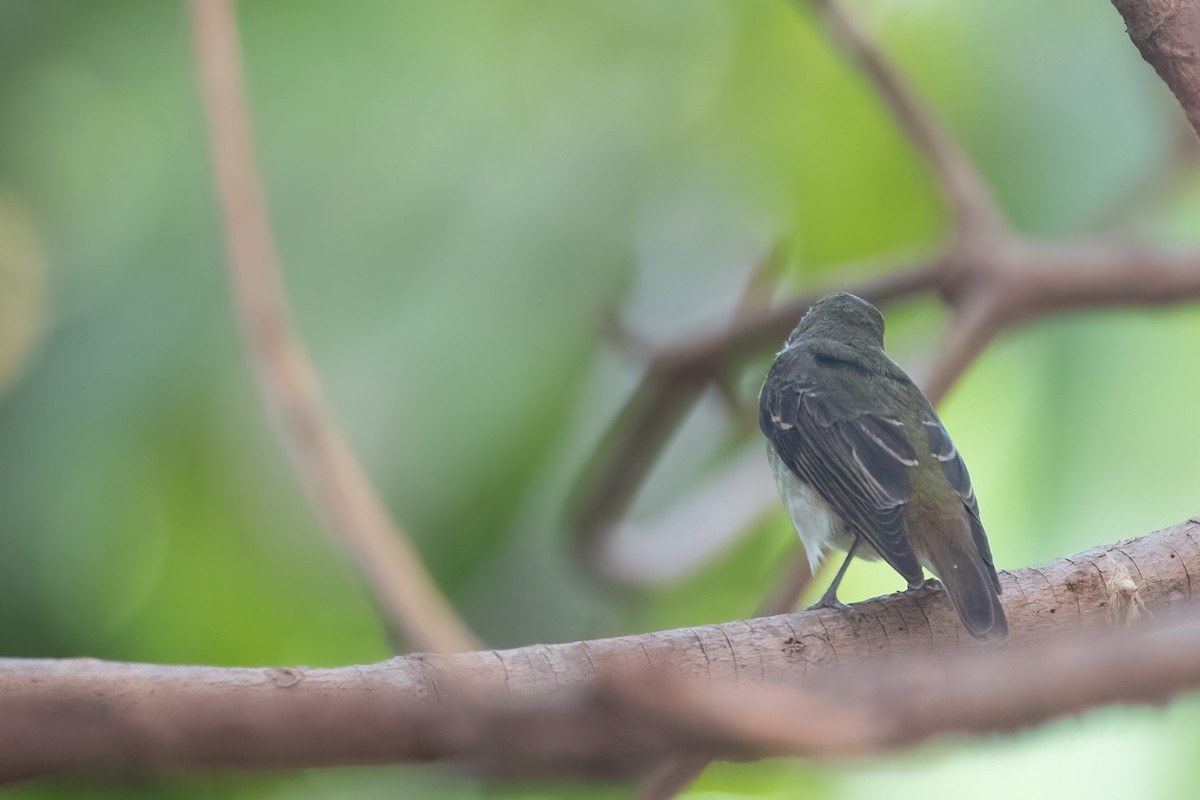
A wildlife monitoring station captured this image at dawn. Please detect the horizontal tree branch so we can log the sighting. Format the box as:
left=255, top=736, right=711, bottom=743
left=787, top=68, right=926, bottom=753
left=923, top=240, right=1200, bottom=403
left=2, top=519, right=1198, bottom=782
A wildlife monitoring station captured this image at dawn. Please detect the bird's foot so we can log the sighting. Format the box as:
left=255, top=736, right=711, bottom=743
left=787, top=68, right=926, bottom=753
left=808, top=593, right=852, bottom=612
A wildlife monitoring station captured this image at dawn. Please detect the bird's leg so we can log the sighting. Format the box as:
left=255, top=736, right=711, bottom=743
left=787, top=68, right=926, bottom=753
left=810, top=536, right=860, bottom=611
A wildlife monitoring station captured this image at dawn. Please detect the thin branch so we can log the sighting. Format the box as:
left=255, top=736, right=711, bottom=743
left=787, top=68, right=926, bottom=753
left=665, top=259, right=946, bottom=374
left=924, top=241, right=1200, bottom=404
left=189, top=0, right=476, bottom=653
left=800, top=0, right=1005, bottom=244
left=922, top=290, right=1003, bottom=406
left=2, top=520, right=1200, bottom=782
left=1110, top=0, right=1200, bottom=139
left=1009, top=241, right=1200, bottom=313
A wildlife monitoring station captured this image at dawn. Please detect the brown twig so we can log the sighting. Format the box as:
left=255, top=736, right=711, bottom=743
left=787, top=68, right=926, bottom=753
left=925, top=241, right=1200, bottom=403
left=189, top=0, right=477, bottom=653
left=800, top=0, right=1006, bottom=246
left=923, top=289, right=1003, bottom=406
left=3, top=520, right=1200, bottom=782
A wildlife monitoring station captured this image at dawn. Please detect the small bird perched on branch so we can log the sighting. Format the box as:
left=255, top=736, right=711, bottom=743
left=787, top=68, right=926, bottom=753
left=759, top=293, right=1007, bottom=640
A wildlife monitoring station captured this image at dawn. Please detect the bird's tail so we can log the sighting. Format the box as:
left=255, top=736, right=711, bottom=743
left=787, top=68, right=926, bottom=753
left=924, top=537, right=1007, bottom=641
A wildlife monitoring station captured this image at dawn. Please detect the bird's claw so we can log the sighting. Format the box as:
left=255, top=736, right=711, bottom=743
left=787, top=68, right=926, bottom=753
left=808, top=596, right=852, bottom=612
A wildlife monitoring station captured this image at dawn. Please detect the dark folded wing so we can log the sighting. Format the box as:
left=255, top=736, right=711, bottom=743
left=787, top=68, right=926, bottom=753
left=923, top=418, right=1001, bottom=592
left=760, top=383, right=924, bottom=584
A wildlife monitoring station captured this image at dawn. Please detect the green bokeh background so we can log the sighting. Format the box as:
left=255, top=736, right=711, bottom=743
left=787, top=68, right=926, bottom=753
left=1, top=0, right=1198, bottom=798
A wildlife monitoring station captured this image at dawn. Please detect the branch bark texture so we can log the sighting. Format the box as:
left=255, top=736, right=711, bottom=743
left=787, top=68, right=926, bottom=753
left=1112, top=0, right=1200, bottom=139
left=2, top=520, right=1198, bottom=781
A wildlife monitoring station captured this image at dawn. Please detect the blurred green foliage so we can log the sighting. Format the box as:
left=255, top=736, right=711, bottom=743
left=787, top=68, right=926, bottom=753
left=1, top=0, right=1198, bottom=798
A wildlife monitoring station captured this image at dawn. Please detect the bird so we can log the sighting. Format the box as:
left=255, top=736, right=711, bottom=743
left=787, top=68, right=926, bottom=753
left=758, top=292, right=1007, bottom=640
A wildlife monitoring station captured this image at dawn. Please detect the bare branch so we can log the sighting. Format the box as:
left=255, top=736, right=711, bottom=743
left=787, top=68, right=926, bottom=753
left=669, top=260, right=946, bottom=375
left=925, top=241, right=1200, bottom=403
left=1110, top=0, right=1200, bottom=139
left=10, top=623, right=1200, bottom=781
left=800, top=0, right=1005, bottom=244
left=1008, top=241, right=1200, bottom=314
left=189, top=0, right=476, bottom=652
left=0, top=658, right=872, bottom=783
left=2, top=520, right=1200, bottom=782
left=922, top=290, right=1003, bottom=406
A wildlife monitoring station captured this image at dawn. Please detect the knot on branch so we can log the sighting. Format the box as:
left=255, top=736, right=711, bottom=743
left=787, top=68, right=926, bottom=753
left=1105, top=553, right=1151, bottom=626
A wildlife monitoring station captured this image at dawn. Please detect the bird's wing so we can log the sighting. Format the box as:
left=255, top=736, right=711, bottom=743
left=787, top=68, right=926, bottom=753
left=759, top=356, right=924, bottom=584
left=923, top=418, right=1001, bottom=592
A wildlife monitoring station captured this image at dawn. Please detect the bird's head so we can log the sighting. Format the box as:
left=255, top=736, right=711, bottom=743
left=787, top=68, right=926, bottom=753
left=783, top=292, right=886, bottom=352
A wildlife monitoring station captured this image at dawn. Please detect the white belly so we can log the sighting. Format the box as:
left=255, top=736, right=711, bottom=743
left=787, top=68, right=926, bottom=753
left=767, top=444, right=868, bottom=571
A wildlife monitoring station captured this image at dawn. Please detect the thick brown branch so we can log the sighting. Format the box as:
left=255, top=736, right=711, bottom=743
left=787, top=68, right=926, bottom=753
left=1, top=521, right=1198, bottom=782
left=9, top=621, right=1200, bottom=782
left=636, top=549, right=819, bottom=800
left=0, top=660, right=874, bottom=782
left=1111, top=0, right=1200, bottom=139
left=189, top=0, right=476, bottom=652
